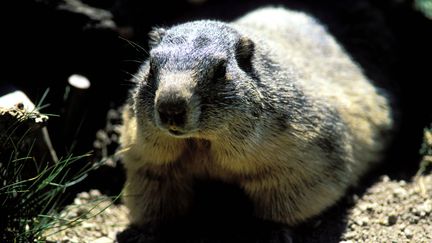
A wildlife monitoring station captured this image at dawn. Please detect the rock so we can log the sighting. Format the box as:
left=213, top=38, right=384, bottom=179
left=408, top=216, right=419, bottom=224
left=393, top=187, right=409, bottom=199
left=354, top=217, right=369, bottom=226
left=93, top=236, right=113, bottom=243
left=398, top=180, right=407, bottom=186
left=90, top=189, right=102, bottom=197
left=404, top=228, right=413, bottom=239
left=78, top=191, right=91, bottom=200
left=416, top=201, right=432, bottom=218
left=387, top=215, right=398, bottom=226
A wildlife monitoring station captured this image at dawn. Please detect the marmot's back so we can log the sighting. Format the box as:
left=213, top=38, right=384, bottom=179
left=233, top=7, right=393, bottom=177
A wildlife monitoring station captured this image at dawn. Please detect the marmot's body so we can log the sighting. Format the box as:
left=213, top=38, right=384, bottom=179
left=120, top=6, right=393, bottom=233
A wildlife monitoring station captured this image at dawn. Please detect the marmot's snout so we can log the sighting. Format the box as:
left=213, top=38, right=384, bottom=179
left=156, top=91, right=188, bottom=133
left=153, top=71, right=198, bottom=137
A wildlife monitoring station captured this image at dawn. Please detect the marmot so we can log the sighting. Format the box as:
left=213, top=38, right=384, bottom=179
left=119, top=6, right=394, bottom=240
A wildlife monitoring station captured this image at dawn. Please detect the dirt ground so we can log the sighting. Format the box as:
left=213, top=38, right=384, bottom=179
left=340, top=175, right=431, bottom=242
left=44, top=172, right=432, bottom=243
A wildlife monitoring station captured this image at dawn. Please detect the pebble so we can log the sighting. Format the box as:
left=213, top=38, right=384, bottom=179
left=408, top=216, right=419, bottom=224
left=366, top=203, right=376, bottom=213
left=393, top=187, right=408, bottom=199
left=355, top=216, right=368, bottom=226
left=90, top=189, right=102, bottom=197
left=344, top=231, right=357, bottom=239
left=96, top=130, right=109, bottom=143
left=74, top=197, right=83, bottom=205
left=358, top=203, right=368, bottom=212
left=417, top=201, right=432, bottom=217
left=93, top=140, right=103, bottom=149
left=78, top=191, right=90, bottom=199
left=93, top=236, right=113, bottom=243
left=77, top=208, right=89, bottom=217
left=81, top=222, right=96, bottom=229
left=404, top=228, right=413, bottom=239
left=387, top=215, right=398, bottom=226
left=381, top=175, right=390, bottom=182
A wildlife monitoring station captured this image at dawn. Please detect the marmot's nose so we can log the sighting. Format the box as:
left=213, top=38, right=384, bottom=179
left=157, top=99, right=187, bottom=127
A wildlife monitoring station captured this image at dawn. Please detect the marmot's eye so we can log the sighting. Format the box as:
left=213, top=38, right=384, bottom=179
left=213, top=59, right=227, bottom=82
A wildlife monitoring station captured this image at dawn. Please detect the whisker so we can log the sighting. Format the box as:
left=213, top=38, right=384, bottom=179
left=121, top=70, right=144, bottom=82
left=119, top=36, right=149, bottom=56
left=121, top=59, right=146, bottom=64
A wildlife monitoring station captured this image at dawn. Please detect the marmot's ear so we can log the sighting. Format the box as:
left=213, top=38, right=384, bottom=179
left=148, top=27, right=166, bottom=48
left=235, top=36, right=255, bottom=73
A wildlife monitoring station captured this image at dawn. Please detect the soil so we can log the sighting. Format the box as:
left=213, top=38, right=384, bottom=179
left=341, top=175, right=431, bottom=242
left=44, top=171, right=432, bottom=243
left=43, top=190, right=129, bottom=243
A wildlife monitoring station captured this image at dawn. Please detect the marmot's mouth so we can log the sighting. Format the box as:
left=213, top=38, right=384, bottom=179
left=168, top=129, right=184, bottom=136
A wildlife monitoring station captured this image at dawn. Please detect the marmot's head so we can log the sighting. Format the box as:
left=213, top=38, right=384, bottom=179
left=133, top=21, right=262, bottom=139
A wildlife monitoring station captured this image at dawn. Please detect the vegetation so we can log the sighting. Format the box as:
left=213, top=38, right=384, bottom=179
left=0, top=103, right=101, bottom=242
left=418, top=124, right=432, bottom=176
left=415, top=0, right=432, bottom=19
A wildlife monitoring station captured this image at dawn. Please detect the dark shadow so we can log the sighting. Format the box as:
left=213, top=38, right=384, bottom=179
left=117, top=180, right=298, bottom=243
